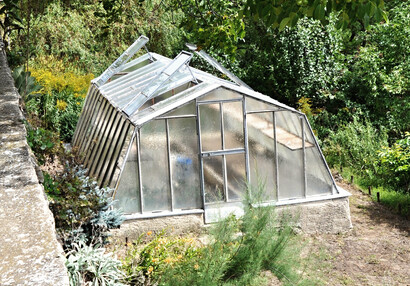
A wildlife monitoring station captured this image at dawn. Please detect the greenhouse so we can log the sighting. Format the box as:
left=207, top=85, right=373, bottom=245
left=72, top=36, right=351, bottom=223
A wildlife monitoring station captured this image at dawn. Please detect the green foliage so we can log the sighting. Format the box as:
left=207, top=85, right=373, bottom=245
left=66, top=241, right=125, bottom=286
left=378, top=132, right=410, bottom=193
left=25, top=122, right=56, bottom=164
left=120, top=184, right=300, bottom=285
left=0, top=0, right=23, bottom=48
left=243, top=0, right=387, bottom=31
left=323, top=115, right=388, bottom=177
left=44, top=164, right=124, bottom=247
left=171, top=0, right=245, bottom=56
left=10, top=0, right=184, bottom=75
left=121, top=231, right=200, bottom=284
left=236, top=17, right=345, bottom=107
left=11, top=65, right=42, bottom=99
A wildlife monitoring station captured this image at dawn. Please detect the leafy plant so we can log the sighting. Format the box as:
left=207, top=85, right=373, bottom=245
left=0, top=0, right=23, bottom=49
left=25, top=122, right=56, bottom=164
left=121, top=230, right=200, bottom=285
left=323, top=115, right=387, bottom=177
left=120, top=183, right=300, bottom=285
left=378, top=132, right=410, bottom=193
left=66, top=240, right=125, bottom=286
left=44, top=164, right=124, bottom=248
left=12, top=65, right=42, bottom=99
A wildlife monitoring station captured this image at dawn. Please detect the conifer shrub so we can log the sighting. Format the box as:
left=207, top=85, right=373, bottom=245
left=120, top=184, right=300, bottom=285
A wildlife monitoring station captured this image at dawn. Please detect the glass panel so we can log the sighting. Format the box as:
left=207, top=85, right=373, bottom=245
left=246, top=97, right=279, bottom=112
left=304, top=120, right=332, bottom=196
left=140, top=82, right=195, bottom=110
left=203, top=156, right=225, bottom=203
left=169, top=118, right=201, bottom=209
left=199, top=104, right=221, bottom=151
left=223, top=101, right=244, bottom=149
left=162, top=101, right=196, bottom=117
left=275, top=111, right=304, bottom=150
left=140, top=120, right=171, bottom=212
left=277, top=112, right=304, bottom=199
left=226, top=153, right=246, bottom=201
left=198, top=87, right=242, bottom=102
left=275, top=111, right=302, bottom=138
left=277, top=143, right=304, bottom=199
left=114, top=141, right=140, bottom=214
left=247, top=113, right=276, bottom=201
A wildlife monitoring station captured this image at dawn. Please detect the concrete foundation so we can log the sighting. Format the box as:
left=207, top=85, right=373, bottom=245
left=111, top=213, right=204, bottom=243
left=111, top=196, right=352, bottom=242
left=275, top=196, right=353, bottom=234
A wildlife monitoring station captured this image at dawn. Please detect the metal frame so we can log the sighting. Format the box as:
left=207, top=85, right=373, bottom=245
left=273, top=112, right=279, bottom=199
left=123, top=51, right=195, bottom=116
left=74, top=45, right=346, bottom=220
left=93, top=35, right=149, bottom=87
left=165, top=119, right=174, bottom=212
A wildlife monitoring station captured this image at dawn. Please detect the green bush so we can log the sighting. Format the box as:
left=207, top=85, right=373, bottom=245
left=10, top=0, right=184, bottom=75
left=25, top=122, right=56, bottom=164
left=378, top=132, right=410, bottom=193
left=44, top=164, right=124, bottom=248
left=120, top=184, right=301, bottom=285
left=23, top=60, right=93, bottom=142
left=323, top=115, right=388, bottom=180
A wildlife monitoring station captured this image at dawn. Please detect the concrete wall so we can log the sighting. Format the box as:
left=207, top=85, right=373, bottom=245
left=0, top=45, right=69, bottom=285
left=275, top=196, right=353, bottom=234
left=111, top=196, right=352, bottom=242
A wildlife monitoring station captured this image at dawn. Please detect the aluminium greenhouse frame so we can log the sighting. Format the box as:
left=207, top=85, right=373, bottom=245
left=72, top=36, right=350, bottom=223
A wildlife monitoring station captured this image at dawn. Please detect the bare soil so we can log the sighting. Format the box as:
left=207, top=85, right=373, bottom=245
left=300, top=180, right=410, bottom=285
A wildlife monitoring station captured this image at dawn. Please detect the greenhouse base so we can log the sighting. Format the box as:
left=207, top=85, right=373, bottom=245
left=110, top=193, right=352, bottom=243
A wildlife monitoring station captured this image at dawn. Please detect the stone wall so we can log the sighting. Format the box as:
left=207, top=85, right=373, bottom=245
left=0, top=45, right=69, bottom=285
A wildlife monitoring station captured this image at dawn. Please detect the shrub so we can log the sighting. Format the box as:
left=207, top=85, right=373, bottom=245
left=44, top=164, right=124, bottom=248
left=121, top=231, right=201, bottom=285
left=25, top=60, right=93, bottom=141
left=378, top=132, right=410, bottom=193
left=323, top=115, right=388, bottom=179
left=66, top=241, right=125, bottom=286
left=25, top=122, right=56, bottom=164
left=11, top=65, right=42, bottom=99
left=120, top=184, right=300, bottom=285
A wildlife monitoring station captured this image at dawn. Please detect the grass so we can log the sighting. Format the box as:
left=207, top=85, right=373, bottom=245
left=339, top=167, right=410, bottom=218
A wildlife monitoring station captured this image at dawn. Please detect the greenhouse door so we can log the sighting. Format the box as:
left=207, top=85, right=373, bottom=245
left=197, top=99, right=247, bottom=223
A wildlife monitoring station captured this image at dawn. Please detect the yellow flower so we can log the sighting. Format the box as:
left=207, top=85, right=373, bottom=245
left=147, top=266, right=154, bottom=275
left=194, top=264, right=199, bottom=270
left=164, top=257, right=172, bottom=264
left=147, top=231, right=152, bottom=236
left=177, top=254, right=183, bottom=260
left=56, top=99, right=68, bottom=111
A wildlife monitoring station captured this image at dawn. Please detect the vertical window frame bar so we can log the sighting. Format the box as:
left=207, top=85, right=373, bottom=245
left=273, top=112, right=279, bottom=199
left=301, top=116, right=307, bottom=198
left=165, top=118, right=174, bottom=212
left=136, top=128, right=144, bottom=213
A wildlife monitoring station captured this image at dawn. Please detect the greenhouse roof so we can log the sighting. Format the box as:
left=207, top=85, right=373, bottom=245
left=91, top=37, right=300, bottom=127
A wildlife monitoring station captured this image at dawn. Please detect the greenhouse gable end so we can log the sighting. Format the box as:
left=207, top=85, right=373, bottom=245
left=72, top=36, right=352, bottom=232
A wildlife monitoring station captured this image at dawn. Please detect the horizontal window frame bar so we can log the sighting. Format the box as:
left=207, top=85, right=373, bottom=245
left=201, top=148, right=245, bottom=157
